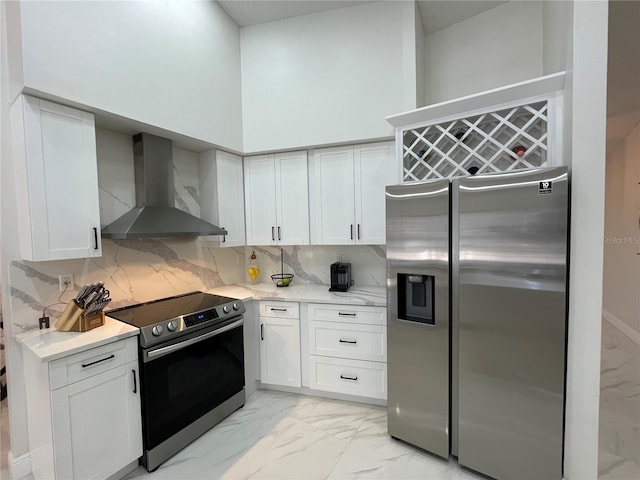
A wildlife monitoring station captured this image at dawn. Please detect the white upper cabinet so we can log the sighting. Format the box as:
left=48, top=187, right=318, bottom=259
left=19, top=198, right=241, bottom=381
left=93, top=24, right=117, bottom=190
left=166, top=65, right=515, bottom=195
left=11, top=95, right=102, bottom=261
left=354, top=143, right=396, bottom=244
left=309, top=142, right=396, bottom=245
left=244, top=152, right=309, bottom=246
left=199, top=150, right=246, bottom=247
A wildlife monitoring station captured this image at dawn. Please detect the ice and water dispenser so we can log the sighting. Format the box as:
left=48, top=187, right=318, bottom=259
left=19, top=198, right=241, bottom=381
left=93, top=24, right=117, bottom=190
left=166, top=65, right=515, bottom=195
left=397, top=274, right=435, bottom=325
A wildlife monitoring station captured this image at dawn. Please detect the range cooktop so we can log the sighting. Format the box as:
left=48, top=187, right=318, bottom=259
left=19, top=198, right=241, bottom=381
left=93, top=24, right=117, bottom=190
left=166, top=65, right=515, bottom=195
left=107, top=291, right=245, bottom=348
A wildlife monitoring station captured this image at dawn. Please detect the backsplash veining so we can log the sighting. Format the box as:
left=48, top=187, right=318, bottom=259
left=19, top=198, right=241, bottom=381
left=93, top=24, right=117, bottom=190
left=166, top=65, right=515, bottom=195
left=246, top=245, right=386, bottom=286
left=9, top=240, right=245, bottom=335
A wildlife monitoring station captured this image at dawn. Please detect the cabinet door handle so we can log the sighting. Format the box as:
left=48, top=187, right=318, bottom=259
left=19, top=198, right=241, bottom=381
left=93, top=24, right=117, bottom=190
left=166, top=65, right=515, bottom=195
left=93, top=227, right=99, bottom=250
left=82, top=354, right=115, bottom=368
left=338, top=312, right=357, bottom=317
left=340, top=374, right=358, bottom=381
left=260, top=324, right=264, bottom=341
left=132, top=369, right=137, bottom=394
left=270, top=308, right=287, bottom=312
left=339, top=339, right=357, bottom=344
left=357, top=224, right=361, bottom=240
left=222, top=227, right=226, bottom=243
left=277, top=226, right=281, bottom=241
left=272, top=226, right=275, bottom=241
left=350, top=224, right=353, bottom=240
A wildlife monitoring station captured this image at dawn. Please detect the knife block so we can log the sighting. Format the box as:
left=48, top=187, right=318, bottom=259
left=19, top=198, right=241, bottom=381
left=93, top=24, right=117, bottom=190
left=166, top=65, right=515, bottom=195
left=56, top=301, right=105, bottom=332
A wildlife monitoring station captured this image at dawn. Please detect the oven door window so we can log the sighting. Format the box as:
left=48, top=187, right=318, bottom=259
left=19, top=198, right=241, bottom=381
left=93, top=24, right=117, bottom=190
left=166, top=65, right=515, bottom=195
left=140, top=322, right=244, bottom=449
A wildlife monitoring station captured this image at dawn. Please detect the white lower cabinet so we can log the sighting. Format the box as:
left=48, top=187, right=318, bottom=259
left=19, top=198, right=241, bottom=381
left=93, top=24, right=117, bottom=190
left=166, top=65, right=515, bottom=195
left=259, top=301, right=301, bottom=387
left=307, top=303, right=387, bottom=400
left=23, top=337, right=142, bottom=480
left=308, top=356, right=387, bottom=399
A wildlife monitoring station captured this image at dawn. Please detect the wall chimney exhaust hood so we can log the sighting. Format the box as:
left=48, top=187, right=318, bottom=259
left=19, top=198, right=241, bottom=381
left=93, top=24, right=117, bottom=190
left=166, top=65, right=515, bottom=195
left=101, top=133, right=227, bottom=239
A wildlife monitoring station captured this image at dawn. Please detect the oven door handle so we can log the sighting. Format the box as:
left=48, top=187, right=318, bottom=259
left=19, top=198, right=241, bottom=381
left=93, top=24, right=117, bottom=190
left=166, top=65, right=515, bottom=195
left=145, top=318, right=244, bottom=362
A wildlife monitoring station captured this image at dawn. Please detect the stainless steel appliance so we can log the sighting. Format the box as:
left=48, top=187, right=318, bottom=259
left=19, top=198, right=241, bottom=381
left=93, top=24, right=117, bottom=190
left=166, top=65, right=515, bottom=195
left=329, top=262, right=352, bottom=292
left=107, top=292, right=246, bottom=472
left=386, top=167, right=569, bottom=480
left=101, top=133, right=227, bottom=239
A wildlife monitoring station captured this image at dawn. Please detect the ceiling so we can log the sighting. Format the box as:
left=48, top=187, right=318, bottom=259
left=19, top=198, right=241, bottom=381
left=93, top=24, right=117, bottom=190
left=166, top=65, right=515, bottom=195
left=218, top=0, right=506, bottom=35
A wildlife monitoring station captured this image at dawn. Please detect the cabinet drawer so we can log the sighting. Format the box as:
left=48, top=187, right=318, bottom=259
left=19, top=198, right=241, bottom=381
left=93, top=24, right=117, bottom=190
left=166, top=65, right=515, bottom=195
left=49, top=337, right=137, bottom=390
left=308, top=303, right=386, bottom=325
left=308, top=356, right=387, bottom=400
left=309, top=321, right=386, bottom=362
left=259, top=301, right=299, bottom=318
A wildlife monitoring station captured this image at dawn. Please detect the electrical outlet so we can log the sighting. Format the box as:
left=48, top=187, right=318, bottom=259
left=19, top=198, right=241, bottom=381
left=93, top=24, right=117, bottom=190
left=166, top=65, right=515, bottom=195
left=59, top=273, right=74, bottom=292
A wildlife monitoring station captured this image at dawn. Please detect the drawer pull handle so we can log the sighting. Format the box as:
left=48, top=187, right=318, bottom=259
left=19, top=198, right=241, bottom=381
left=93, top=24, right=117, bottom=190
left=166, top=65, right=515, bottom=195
left=132, top=369, right=137, bottom=394
left=339, top=339, right=357, bottom=344
left=340, top=374, right=358, bottom=381
left=270, top=308, right=287, bottom=312
left=338, top=312, right=356, bottom=317
left=82, top=354, right=115, bottom=368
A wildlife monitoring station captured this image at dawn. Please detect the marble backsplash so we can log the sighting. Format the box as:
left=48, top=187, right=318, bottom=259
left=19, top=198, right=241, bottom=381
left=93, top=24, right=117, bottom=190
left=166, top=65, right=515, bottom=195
left=245, top=245, right=386, bottom=287
left=9, top=242, right=387, bottom=335
left=9, top=239, right=245, bottom=335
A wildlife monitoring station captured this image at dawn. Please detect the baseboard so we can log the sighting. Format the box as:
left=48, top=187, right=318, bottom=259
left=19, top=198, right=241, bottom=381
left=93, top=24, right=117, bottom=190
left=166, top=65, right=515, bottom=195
left=8, top=450, right=31, bottom=479
left=602, top=310, right=640, bottom=346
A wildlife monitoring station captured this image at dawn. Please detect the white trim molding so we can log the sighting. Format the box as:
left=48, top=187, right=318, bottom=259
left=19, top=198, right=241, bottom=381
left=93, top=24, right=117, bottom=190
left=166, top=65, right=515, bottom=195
left=602, top=310, right=640, bottom=346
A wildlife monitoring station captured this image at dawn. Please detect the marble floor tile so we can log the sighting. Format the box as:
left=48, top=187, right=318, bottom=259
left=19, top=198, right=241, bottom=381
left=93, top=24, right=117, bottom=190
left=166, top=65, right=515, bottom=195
left=124, top=390, right=480, bottom=480
left=327, top=409, right=451, bottom=480
left=598, top=450, right=640, bottom=480
left=287, top=396, right=378, bottom=441
left=599, top=317, right=640, bottom=475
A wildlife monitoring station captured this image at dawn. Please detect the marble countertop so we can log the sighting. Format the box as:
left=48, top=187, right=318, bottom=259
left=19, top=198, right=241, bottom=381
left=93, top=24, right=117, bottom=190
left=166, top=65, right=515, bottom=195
left=17, top=283, right=386, bottom=364
left=206, top=283, right=387, bottom=306
left=16, top=317, right=139, bottom=363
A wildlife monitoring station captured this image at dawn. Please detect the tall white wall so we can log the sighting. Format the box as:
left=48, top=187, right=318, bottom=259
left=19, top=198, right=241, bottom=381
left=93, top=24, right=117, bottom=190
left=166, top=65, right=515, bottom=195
left=542, top=0, right=573, bottom=75
left=241, top=1, right=416, bottom=153
left=603, top=124, right=640, bottom=333
left=1, top=1, right=31, bottom=466
left=17, top=1, right=243, bottom=151
left=424, top=1, right=543, bottom=104
left=563, top=1, right=609, bottom=478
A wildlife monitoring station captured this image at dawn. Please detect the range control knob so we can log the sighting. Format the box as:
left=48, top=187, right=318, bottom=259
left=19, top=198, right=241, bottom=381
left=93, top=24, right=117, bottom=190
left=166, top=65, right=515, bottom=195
left=151, top=325, right=163, bottom=337
left=167, top=320, right=178, bottom=332
left=222, top=305, right=231, bottom=314
left=232, top=302, right=241, bottom=311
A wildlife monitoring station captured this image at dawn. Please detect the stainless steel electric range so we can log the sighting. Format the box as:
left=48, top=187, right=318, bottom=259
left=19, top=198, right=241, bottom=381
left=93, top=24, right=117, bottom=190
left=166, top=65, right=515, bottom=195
left=107, top=291, right=246, bottom=472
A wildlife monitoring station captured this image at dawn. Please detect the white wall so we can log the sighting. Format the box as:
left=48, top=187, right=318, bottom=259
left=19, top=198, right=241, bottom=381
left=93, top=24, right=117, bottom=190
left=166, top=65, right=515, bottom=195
left=564, top=1, right=609, bottom=478
left=424, top=1, right=543, bottom=104
left=414, top=2, right=426, bottom=108
left=1, top=1, right=31, bottom=467
left=17, top=1, right=243, bottom=151
left=603, top=124, right=640, bottom=333
left=542, top=0, right=573, bottom=75
left=241, top=1, right=415, bottom=153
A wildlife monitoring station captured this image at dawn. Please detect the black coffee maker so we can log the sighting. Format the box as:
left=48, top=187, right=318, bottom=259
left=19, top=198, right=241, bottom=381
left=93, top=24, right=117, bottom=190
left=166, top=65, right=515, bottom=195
left=329, top=262, right=352, bottom=292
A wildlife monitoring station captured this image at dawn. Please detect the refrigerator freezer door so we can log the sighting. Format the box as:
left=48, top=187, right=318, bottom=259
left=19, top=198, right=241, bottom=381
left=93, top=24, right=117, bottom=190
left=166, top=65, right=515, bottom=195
left=386, top=180, right=450, bottom=459
left=457, top=167, right=568, bottom=480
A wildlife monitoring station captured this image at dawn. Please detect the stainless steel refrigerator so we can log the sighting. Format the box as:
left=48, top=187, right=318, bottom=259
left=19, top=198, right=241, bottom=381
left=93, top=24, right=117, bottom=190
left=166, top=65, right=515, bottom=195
left=386, top=167, right=569, bottom=480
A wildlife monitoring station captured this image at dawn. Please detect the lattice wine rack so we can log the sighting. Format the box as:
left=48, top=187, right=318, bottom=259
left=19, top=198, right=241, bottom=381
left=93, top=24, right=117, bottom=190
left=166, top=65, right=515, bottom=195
left=402, top=101, right=549, bottom=181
